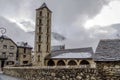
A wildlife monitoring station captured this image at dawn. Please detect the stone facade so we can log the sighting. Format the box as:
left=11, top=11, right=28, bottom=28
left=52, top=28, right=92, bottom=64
left=34, top=3, right=51, bottom=66
left=33, top=3, right=96, bottom=67
left=17, top=42, right=32, bottom=66
left=96, top=61, right=120, bottom=79
left=45, top=47, right=96, bottom=68
left=0, top=35, right=17, bottom=68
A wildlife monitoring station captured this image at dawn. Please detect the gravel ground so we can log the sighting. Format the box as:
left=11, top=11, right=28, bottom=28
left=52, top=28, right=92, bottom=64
left=0, top=73, right=22, bottom=80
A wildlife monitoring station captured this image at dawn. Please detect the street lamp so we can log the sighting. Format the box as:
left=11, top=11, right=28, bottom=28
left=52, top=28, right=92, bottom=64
left=0, top=27, right=6, bottom=42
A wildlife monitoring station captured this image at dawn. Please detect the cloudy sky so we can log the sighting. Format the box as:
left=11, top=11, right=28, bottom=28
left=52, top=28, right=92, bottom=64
left=0, top=0, right=120, bottom=50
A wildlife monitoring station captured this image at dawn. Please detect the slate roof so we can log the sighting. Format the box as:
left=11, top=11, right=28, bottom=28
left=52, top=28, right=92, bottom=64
left=36, top=3, right=52, bottom=12
left=17, top=42, right=32, bottom=49
left=40, top=3, right=47, bottom=8
left=46, top=47, right=93, bottom=59
left=94, top=39, right=120, bottom=61
left=0, top=35, right=11, bottom=40
left=51, top=45, right=65, bottom=51
left=0, top=35, right=17, bottom=46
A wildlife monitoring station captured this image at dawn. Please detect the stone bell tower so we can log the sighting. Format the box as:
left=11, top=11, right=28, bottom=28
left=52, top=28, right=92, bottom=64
left=34, top=3, right=51, bottom=66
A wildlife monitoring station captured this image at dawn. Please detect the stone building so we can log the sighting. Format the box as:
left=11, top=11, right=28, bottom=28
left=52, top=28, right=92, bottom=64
left=34, top=3, right=51, bottom=66
left=17, top=42, right=32, bottom=66
left=0, top=35, right=17, bottom=68
left=94, top=39, right=120, bottom=69
left=46, top=47, right=95, bottom=68
left=34, top=3, right=96, bottom=67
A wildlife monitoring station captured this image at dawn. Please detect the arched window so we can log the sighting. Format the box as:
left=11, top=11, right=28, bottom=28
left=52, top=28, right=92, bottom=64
left=57, top=60, right=65, bottom=66
left=68, top=60, right=77, bottom=66
left=80, top=60, right=89, bottom=65
left=47, top=60, right=55, bottom=66
left=38, top=55, right=40, bottom=62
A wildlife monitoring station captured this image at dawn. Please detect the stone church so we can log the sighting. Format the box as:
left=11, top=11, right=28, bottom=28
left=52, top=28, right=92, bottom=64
left=34, top=3, right=96, bottom=68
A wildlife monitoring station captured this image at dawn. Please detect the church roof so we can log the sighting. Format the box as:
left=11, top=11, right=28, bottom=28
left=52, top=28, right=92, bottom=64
left=51, top=45, right=65, bottom=51
left=46, top=47, right=93, bottom=59
left=94, top=39, right=120, bottom=61
left=36, top=3, right=52, bottom=12
left=40, top=3, right=47, bottom=8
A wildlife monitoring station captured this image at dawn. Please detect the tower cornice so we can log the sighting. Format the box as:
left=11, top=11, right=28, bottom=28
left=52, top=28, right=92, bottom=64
left=36, top=3, right=52, bottom=12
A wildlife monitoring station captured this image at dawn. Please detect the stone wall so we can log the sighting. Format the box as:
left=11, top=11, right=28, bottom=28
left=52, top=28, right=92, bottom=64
left=4, top=67, right=98, bottom=80
left=96, top=61, right=120, bottom=80
left=3, top=66, right=120, bottom=80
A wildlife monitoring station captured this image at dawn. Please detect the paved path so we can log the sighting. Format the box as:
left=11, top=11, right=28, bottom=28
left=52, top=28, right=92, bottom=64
left=0, top=73, right=22, bottom=80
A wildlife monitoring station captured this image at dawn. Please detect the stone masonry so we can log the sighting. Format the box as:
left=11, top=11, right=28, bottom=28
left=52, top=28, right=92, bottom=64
left=3, top=66, right=120, bottom=80
left=4, top=67, right=98, bottom=80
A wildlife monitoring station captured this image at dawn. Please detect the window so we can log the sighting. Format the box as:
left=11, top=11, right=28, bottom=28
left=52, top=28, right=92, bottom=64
left=68, top=60, right=77, bottom=66
left=38, top=55, right=40, bottom=62
left=38, top=45, right=41, bottom=52
left=39, top=27, right=41, bottom=33
left=47, top=27, right=49, bottom=33
left=46, top=35, right=49, bottom=43
left=10, top=46, right=14, bottom=49
left=39, top=36, right=41, bottom=42
left=39, top=19, right=42, bottom=25
left=23, top=61, right=28, bottom=64
left=6, top=61, right=14, bottom=65
left=16, top=50, right=19, bottom=61
left=24, top=48, right=26, bottom=53
left=47, top=60, right=55, bottom=66
left=80, top=60, right=90, bottom=68
left=37, top=19, right=42, bottom=25
left=40, top=11, right=42, bottom=16
left=2, top=52, right=6, bottom=58
left=23, top=55, right=26, bottom=58
left=9, top=53, right=13, bottom=57
left=46, top=45, right=49, bottom=53
left=47, top=20, right=49, bottom=26
left=80, top=60, right=89, bottom=65
left=3, top=45, right=7, bottom=49
left=57, top=60, right=65, bottom=66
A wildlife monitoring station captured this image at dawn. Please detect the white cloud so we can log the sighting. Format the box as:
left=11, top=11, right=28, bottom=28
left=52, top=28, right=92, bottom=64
left=0, top=0, right=117, bottom=50
left=6, top=17, right=35, bottom=32
left=84, top=0, right=120, bottom=29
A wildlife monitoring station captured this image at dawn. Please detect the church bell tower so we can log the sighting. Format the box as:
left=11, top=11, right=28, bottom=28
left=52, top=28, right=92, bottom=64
left=34, top=3, right=51, bottom=66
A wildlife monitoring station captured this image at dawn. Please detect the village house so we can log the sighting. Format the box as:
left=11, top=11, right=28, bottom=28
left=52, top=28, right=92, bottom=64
left=17, top=42, right=32, bottom=66
left=0, top=35, right=17, bottom=69
left=0, top=35, right=32, bottom=70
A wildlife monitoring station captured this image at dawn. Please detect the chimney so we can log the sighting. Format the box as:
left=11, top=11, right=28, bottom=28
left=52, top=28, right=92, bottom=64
left=24, top=42, right=28, bottom=46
